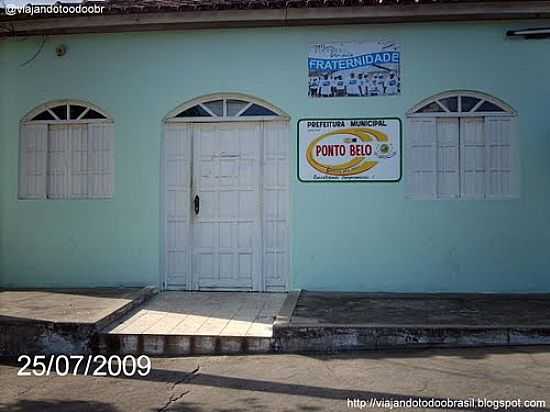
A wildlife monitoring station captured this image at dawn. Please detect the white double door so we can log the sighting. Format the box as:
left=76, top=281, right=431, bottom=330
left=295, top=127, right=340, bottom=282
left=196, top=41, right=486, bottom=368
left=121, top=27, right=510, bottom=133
left=164, top=121, right=289, bottom=291
left=192, top=122, right=262, bottom=290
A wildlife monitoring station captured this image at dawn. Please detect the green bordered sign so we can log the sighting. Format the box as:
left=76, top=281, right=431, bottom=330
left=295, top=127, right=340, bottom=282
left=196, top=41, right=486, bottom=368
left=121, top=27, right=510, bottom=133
left=298, top=118, right=402, bottom=182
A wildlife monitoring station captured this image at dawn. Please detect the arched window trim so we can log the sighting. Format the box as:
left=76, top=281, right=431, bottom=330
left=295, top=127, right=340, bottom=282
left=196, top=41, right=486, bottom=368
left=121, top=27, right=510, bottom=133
left=19, top=99, right=115, bottom=200
left=164, top=93, right=290, bottom=123
left=407, top=90, right=516, bottom=118
left=22, top=99, right=114, bottom=124
left=405, top=90, right=520, bottom=200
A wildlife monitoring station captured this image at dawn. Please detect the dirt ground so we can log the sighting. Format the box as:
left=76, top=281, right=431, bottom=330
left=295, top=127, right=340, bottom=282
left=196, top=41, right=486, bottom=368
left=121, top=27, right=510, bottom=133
left=1, top=346, right=550, bottom=412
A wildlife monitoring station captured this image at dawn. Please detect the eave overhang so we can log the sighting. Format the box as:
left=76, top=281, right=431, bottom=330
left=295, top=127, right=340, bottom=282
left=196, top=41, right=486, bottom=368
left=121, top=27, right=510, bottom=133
left=1, top=1, right=550, bottom=37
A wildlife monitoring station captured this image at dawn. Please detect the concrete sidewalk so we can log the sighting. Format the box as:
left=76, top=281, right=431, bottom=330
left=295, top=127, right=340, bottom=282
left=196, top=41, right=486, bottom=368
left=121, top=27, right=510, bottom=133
left=287, top=292, right=550, bottom=327
left=0, top=288, right=153, bottom=324
left=2, top=346, right=550, bottom=411
left=0, top=287, right=156, bottom=356
left=273, top=291, right=550, bottom=353
left=4, top=289, right=550, bottom=356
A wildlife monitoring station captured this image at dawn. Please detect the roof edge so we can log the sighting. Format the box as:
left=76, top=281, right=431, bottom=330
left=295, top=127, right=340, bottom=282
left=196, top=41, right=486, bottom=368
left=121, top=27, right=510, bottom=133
left=2, top=1, right=550, bottom=37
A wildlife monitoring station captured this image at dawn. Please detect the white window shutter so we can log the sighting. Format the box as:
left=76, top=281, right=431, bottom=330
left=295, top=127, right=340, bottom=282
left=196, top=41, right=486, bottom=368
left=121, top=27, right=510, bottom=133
left=46, top=125, right=69, bottom=199
left=435, top=118, right=459, bottom=198
left=460, top=117, right=485, bottom=198
left=68, top=124, right=89, bottom=198
left=485, top=117, right=519, bottom=198
left=407, top=118, right=437, bottom=199
left=19, top=124, right=48, bottom=199
left=87, top=123, right=114, bottom=198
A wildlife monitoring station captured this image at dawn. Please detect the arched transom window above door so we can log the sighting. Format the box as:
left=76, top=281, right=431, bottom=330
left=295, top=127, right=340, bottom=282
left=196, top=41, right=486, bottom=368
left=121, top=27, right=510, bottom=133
left=164, top=93, right=289, bottom=122
left=406, top=91, right=519, bottom=200
left=27, top=102, right=110, bottom=122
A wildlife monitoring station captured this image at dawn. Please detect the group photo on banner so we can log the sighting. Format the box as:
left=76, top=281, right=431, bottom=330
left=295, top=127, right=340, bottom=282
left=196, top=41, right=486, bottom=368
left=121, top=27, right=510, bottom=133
left=308, top=41, right=400, bottom=98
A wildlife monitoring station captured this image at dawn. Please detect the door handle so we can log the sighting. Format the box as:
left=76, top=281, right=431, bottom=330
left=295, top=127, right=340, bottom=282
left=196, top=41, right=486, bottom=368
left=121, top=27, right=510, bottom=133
left=194, top=195, right=200, bottom=215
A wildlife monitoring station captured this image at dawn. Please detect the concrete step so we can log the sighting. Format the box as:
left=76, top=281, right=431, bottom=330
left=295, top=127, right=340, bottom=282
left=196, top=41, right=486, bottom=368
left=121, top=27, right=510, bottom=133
left=268, top=291, right=550, bottom=354
left=95, top=291, right=550, bottom=356
left=95, top=291, right=292, bottom=356
left=0, top=287, right=158, bottom=356
left=98, top=333, right=273, bottom=356
left=97, top=325, right=550, bottom=356
left=272, top=325, right=550, bottom=353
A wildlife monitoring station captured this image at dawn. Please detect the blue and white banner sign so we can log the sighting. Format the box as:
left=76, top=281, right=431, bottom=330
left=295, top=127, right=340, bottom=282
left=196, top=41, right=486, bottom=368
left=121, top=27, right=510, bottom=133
left=308, top=41, right=400, bottom=98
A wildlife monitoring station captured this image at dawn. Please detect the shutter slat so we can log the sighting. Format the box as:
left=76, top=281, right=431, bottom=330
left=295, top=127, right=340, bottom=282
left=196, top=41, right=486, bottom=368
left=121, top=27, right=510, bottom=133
left=47, top=125, right=68, bottom=199
left=485, top=117, right=518, bottom=198
left=407, top=118, right=437, bottom=199
left=87, top=123, right=114, bottom=198
left=69, top=124, right=88, bottom=198
left=19, top=124, right=48, bottom=199
left=460, top=117, right=485, bottom=198
left=436, top=118, right=459, bottom=198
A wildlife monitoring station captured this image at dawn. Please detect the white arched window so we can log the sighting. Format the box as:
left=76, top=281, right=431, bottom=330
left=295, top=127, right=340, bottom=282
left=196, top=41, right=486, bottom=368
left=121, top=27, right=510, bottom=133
left=19, top=100, right=114, bottom=200
left=406, top=91, right=519, bottom=199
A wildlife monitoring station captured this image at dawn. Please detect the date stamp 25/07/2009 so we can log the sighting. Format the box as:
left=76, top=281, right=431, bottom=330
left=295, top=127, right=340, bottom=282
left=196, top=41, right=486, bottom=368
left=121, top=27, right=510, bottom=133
left=17, top=355, right=152, bottom=377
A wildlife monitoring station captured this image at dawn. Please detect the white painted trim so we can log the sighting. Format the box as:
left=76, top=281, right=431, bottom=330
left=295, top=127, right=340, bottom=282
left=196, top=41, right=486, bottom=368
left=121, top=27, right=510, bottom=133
left=436, top=100, right=449, bottom=113
left=77, top=107, right=91, bottom=120
left=407, top=112, right=514, bottom=118
left=263, top=120, right=292, bottom=292
left=471, top=99, right=485, bottom=113
left=236, top=102, right=254, bottom=117
left=407, top=90, right=517, bottom=117
left=259, top=121, right=266, bottom=292
left=24, top=119, right=115, bottom=125
left=164, top=92, right=290, bottom=122
left=198, top=103, right=217, bottom=117
left=161, top=123, right=193, bottom=291
left=166, top=116, right=283, bottom=123
left=22, top=99, right=114, bottom=123
left=47, top=108, right=60, bottom=121
left=159, top=123, right=167, bottom=290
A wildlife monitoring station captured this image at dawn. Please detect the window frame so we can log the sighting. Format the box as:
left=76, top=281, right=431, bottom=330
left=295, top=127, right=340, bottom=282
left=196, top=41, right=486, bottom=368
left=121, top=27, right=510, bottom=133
left=406, top=90, right=519, bottom=200
left=164, top=93, right=290, bottom=123
left=23, top=100, right=113, bottom=125
left=19, top=100, right=115, bottom=200
left=407, top=90, right=517, bottom=118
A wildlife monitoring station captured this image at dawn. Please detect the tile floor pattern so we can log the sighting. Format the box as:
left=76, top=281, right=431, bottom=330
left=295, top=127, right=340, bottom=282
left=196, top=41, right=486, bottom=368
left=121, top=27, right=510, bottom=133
left=104, top=292, right=287, bottom=338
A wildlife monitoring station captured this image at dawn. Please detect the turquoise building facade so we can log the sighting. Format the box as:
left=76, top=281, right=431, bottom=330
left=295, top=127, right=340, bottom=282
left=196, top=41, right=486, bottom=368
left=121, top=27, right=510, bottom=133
left=1, top=19, right=549, bottom=292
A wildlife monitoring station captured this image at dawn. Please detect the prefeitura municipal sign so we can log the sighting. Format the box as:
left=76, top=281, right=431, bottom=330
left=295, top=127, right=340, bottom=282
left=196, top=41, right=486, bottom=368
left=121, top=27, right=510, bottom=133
left=298, top=118, right=402, bottom=182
